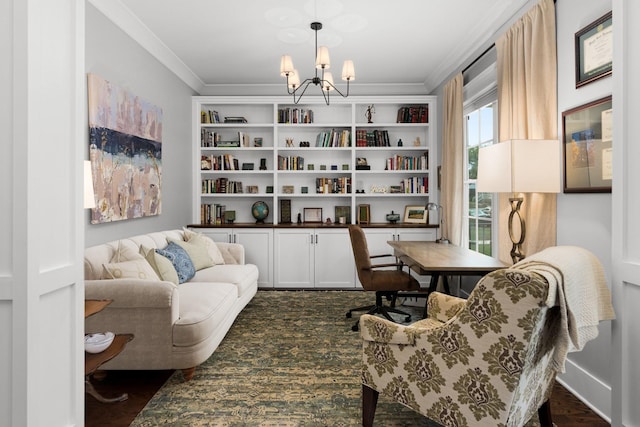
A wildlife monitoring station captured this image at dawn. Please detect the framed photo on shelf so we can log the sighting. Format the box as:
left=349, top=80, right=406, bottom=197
left=334, top=206, right=351, bottom=224
left=303, top=208, right=323, bottom=223
left=562, top=95, right=612, bottom=193
left=246, top=185, right=259, bottom=194
left=575, top=11, right=612, bottom=88
left=403, top=205, right=428, bottom=224
left=357, top=204, right=370, bottom=225
left=282, top=185, right=294, bottom=194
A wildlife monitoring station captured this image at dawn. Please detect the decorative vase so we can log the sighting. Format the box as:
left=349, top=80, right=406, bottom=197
left=386, top=210, right=400, bottom=224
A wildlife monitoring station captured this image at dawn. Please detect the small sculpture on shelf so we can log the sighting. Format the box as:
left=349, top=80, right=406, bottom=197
left=365, top=105, right=375, bottom=123
left=397, top=138, right=403, bottom=147
left=259, top=158, right=267, bottom=170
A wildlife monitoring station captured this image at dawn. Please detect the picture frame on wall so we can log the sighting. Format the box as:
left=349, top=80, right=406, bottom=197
left=575, top=11, right=612, bottom=88
left=562, top=95, right=612, bottom=193
left=403, top=205, right=428, bottom=224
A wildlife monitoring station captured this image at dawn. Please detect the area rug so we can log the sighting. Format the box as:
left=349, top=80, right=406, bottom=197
left=131, top=291, right=541, bottom=427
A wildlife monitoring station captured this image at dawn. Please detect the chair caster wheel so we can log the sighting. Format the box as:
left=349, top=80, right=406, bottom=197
left=346, top=312, right=352, bottom=318
left=352, top=324, right=359, bottom=332
left=405, top=316, right=411, bottom=322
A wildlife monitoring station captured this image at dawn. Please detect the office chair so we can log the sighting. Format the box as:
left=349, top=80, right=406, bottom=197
left=346, top=225, right=420, bottom=331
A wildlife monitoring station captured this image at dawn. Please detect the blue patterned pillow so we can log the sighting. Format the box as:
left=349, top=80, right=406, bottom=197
left=155, top=242, right=195, bottom=284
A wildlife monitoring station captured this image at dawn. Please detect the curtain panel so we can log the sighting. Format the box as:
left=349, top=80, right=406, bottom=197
left=496, top=0, right=558, bottom=264
left=441, top=73, right=464, bottom=246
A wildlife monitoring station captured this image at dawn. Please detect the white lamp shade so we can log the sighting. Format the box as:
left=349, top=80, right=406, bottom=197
left=288, top=69, right=300, bottom=88
left=341, top=60, right=355, bottom=81
left=280, top=55, right=294, bottom=76
left=477, top=139, right=561, bottom=194
left=323, top=72, right=335, bottom=91
left=315, top=46, right=331, bottom=69
left=84, top=160, right=96, bottom=209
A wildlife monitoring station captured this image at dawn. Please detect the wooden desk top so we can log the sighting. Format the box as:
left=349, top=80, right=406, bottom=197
left=387, top=241, right=506, bottom=274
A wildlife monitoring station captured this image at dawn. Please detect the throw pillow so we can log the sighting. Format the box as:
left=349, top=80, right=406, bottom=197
left=110, top=240, right=144, bottom=263
left=182, top=228, right=225, bottom=265
left=102, top=259, right=160, bottom=281
left=168, top=237, right=214, bottom=271
left=155, top=242, right=196, bottom=284
left=218, top=245, right=238, bottom=265
left=139, top=245, right=179, bottom=285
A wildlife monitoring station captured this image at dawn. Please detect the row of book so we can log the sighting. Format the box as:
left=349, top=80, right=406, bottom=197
left=316, top=177, right=351, bottom=194
left=201, top=109, right=221, bottom=124
left=278, top=108, right=314, bottom=124
left=278, top=155, right=305, bottom=170
left=397, top=106, right=429, bottom=123
left=201, top=154, right=239, bottom=171
left=400, top=176, right=429, bottom=193
left=355, top=129, right=390, bottom=147
left=201, top=130, right=250, bottom=147
left=202, top=178, right=243, bottom=194
left=315, top=129, right=351, bottom=147
left=385, top=153, right=429, bottom=170
left=200, top=203, right=227, bottom=225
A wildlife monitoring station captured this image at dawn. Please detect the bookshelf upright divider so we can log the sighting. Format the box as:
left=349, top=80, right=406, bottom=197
left=192, top=96, right=437, bottom=226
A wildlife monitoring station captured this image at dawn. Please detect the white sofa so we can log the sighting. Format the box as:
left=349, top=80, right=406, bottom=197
left=84, top=229, right=258, bottom=380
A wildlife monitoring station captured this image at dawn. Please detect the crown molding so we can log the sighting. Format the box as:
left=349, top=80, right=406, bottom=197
left=88, top=0, right=204, bottom=93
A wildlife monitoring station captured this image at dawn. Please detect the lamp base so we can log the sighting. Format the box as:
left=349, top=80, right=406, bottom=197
left=436, top=238, right=450, bottom=244
left=508, top=197, right=526, bottom=264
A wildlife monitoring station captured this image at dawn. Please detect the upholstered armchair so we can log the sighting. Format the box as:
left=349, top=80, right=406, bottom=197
left=360, top=268, right=558, bottom=427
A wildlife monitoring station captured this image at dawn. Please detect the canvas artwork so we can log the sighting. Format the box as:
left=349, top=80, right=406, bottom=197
left=87, top=73, right=163, bottom=223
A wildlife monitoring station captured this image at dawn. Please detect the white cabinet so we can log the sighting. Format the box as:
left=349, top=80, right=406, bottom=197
left=196, top=227, right=273, bottom=289
left=274, top=228, right=355, bottom=288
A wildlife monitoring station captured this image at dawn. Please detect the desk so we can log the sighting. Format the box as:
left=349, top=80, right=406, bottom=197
left=387, top=241, right=506, bottom=309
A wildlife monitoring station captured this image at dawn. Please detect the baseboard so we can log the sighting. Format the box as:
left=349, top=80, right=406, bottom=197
left=556, top=358, right=612, bottom=423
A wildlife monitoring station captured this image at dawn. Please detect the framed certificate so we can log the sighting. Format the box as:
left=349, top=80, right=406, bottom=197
left=562, top=96, right=612, bottom=193
left=575, top=11, right=612, bottom=88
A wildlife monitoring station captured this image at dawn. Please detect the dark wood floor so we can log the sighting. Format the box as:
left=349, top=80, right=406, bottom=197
left=85, top=370, right=610, bottom=426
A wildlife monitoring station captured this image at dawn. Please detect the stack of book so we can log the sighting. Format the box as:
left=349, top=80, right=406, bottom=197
left=316, top=177, right=352, bottom=194
left=396, top=106, right=428, bottom=123
left=277, top=155, right=305, bottom=170
left=315, top=129, right=351, bottom=147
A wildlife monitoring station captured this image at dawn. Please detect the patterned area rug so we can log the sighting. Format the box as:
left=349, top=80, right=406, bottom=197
left=131, top=291, right=541, bottom=427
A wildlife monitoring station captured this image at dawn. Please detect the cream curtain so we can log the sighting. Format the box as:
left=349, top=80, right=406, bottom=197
left=496, top=0, right=557, bottom=264
left=441, top=73, right=464, bottom=246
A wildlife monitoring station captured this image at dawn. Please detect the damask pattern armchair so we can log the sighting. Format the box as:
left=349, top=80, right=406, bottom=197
left=360, top=268, right=557, bottom=427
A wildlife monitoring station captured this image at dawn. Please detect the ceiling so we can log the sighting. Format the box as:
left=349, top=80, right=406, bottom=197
left=93, top=0, right=530, bottom=95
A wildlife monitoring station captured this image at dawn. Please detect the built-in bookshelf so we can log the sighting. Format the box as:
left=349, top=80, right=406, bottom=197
left=192, top=96, right=437, bottom=226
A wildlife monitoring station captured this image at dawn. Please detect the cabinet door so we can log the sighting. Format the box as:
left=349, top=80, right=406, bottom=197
left=314, top=228, right=355, bottom=288
left=274, top=229, right=314, bottom=288
left=233, top=229, right=273, bottom=288
left=197, top=228, right=233, bottom=243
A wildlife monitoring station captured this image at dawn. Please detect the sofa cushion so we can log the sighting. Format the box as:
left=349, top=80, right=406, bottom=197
left=183, top=228, right=225, bottom=265
left=102, top=259, right=160, bottom=281
left=173, top=282, right=237, bottom=347
left=156, top=242, right=196, bottom=284
left=111, top=240, right=144, bottom=263
left=140, top=245, right=179, bottom=285
left=191, top=264, right=259, bottom=298
left=168, top=238, right=214, bottom=271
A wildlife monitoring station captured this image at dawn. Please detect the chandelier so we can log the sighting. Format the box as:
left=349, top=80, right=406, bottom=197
left=279, top=22, right=355, bottom=105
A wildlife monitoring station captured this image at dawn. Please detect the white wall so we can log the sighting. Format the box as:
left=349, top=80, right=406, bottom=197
left=555, top=0, right=613, bottom=419
left=84, top=3, right=196, bottom=247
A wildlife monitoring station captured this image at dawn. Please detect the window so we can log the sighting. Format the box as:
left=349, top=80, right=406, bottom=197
left=464, top=101, right=497, bottom=256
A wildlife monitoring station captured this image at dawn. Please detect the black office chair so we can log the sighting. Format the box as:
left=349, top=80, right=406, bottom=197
left=346, top=225, right=420, bottom=331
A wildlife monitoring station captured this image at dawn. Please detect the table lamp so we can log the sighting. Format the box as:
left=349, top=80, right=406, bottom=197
left=426, top=203, right=450, bottom=244
left=477, top=139, right=561, bottom=263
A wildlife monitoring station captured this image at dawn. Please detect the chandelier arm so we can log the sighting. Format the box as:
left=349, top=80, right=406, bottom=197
left=322, top=79, right=350, bottom=99
left=292, top=79, right=315, bottom=104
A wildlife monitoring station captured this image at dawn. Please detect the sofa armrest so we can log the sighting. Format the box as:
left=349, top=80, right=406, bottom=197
left=84, top=279, right=178, bottom=309
left=216, top=242, right=245, bottom=264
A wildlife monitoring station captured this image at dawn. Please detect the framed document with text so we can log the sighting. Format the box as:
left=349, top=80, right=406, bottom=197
left=575, top=11, right=612, bottom=88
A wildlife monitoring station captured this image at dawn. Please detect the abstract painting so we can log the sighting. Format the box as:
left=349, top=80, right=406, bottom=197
left=87, top=73, right=163, bottom=223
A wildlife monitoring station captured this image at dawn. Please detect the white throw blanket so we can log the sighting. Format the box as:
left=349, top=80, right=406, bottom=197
left=514, top=246, right=615, bottom=372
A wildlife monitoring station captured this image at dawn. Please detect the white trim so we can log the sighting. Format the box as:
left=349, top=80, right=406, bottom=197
left=557, top=357, right=612, bottom=423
